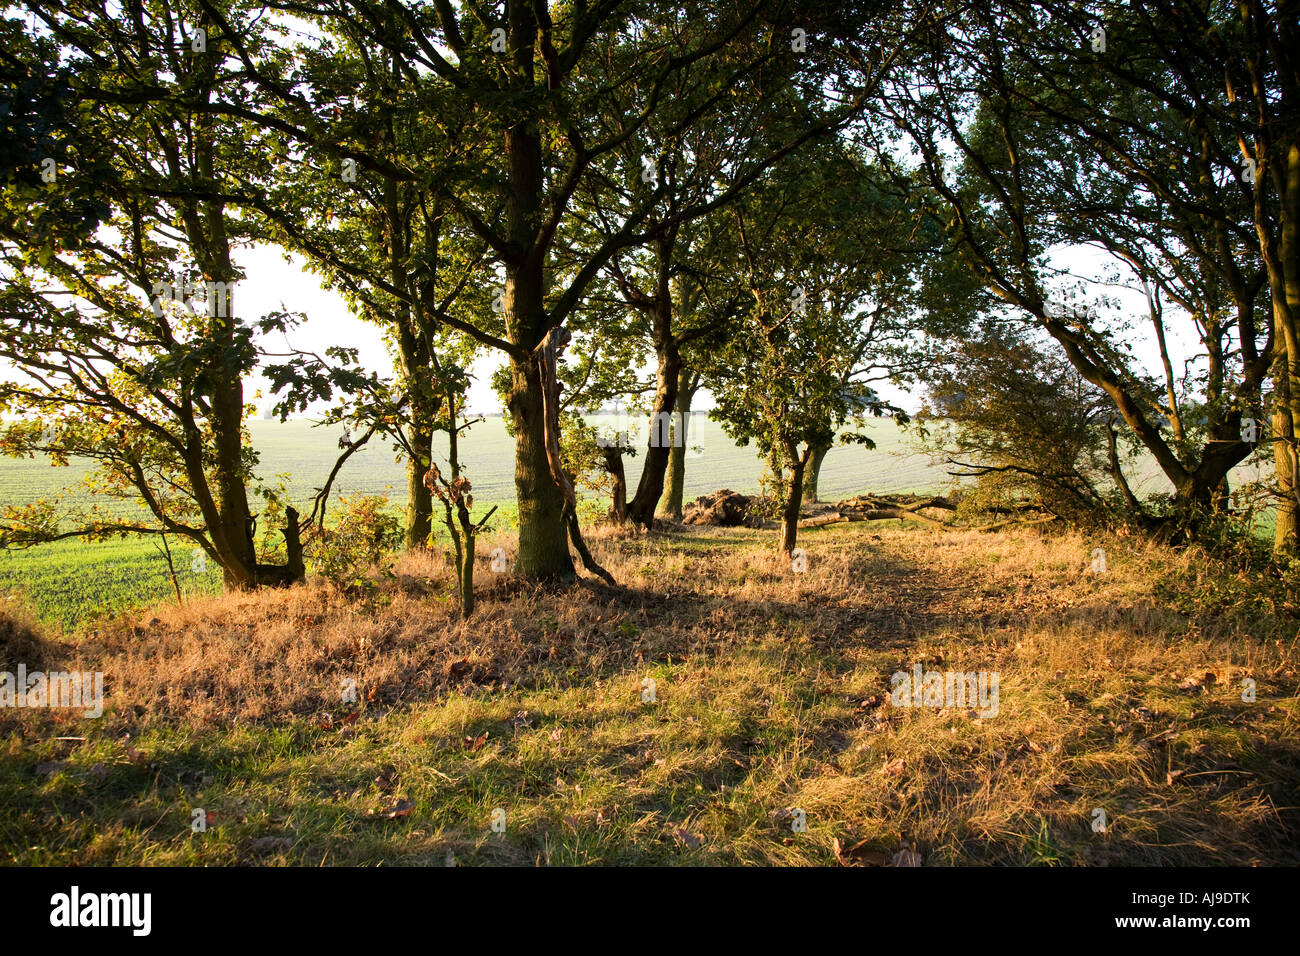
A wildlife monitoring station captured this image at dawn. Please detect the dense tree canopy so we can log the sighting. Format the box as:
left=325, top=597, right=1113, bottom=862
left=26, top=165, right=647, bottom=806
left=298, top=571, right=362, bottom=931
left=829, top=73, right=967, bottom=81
left=2, top=0, right=1295, bottom=610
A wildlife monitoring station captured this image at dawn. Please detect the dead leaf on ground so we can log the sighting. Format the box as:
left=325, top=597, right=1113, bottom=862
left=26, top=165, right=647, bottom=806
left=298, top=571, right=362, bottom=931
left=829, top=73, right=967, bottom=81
left=881, top=757, right=905, bottom=777
left=373, top=799, right=415, bottom=820
left=671, top=827, right=704, bottom=849
left=833, top=837, right=888, bottom=867
left=465, top=732, right=488, bottom=752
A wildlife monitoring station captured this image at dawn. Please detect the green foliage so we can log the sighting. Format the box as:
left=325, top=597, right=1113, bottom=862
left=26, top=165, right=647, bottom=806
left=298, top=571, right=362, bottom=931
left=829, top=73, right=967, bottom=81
left=919, top=324, right=1136, bottom=523
left=706, top=139, right=916, bottom=534
left=307, top=496, right=403, bottom=593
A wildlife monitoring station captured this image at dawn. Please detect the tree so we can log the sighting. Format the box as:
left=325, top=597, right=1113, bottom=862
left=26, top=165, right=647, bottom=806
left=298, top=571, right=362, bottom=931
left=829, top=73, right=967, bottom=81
left=880, top=0, right=1285, bottom=542
left=920, top=323, right=1147, bottom=523
left=0, top=0, right=361, bottom=588
left=708, top=141, right=914, bottom=554
left=242, top=17, right=493, bottom=552
left=210, top=0, right=893, bottom=579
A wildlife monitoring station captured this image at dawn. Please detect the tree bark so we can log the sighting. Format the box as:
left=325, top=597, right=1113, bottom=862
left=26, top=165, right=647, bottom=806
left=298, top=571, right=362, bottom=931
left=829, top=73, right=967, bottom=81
left=508, top=347, right=575, bottom=581
left=626, top=234, right=681, bottom=529
left=189, top=223, right=258, bottom=587
left=626, top=339, right=681, bottom=528
left=1272, top=359, right=1299, bottom=551
left=501, top=80, right=575, bottom=580
left=405, top=432, right=434, bottom=550
left=603, top=446, right=629, bottom=523
left=660, top=369, right=700, bottom=519
left=779, top=444, right=809, bottom=556
left=1269, top=140, right=1300, bottom=553
left=386, top=160, right=435, bottom=551
left=394, top=300, right=435, bottom=551
left=803, top=442, right=831, bottom=504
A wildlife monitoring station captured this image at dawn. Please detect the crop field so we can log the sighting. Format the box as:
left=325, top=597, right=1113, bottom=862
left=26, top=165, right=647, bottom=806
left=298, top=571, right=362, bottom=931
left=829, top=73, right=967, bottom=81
left=0, top=416, right=954, bottom=630
left=0, top=413, right=1269, bottom=632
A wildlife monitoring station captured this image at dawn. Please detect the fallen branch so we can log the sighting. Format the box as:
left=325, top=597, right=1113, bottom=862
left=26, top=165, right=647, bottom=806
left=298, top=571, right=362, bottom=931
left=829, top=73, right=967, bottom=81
left=849, top=507, right=950, bottom=528
left=798, top=512, right=846, bottom=529
left=969, top=514, right=1059, bottom=533
left=796, top=495, right=1054, bottom=533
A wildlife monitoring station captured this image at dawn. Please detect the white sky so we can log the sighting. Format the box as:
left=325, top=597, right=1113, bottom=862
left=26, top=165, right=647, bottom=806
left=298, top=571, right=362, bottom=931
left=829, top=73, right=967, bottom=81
left=0, top=236, right=1202, bottom=424
left=233, top=240, right=1202, bottom=420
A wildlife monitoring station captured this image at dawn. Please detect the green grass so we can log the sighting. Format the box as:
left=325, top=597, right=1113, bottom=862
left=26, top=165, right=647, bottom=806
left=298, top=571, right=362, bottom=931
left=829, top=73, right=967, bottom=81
left=0, top=537, right=222, bottom=633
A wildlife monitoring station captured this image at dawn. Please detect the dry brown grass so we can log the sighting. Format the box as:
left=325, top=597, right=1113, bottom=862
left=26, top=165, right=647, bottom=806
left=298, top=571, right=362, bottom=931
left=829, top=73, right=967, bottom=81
left=0, top=597, right=58, bottom=672
left=3, top=520, right=1297, bottom=865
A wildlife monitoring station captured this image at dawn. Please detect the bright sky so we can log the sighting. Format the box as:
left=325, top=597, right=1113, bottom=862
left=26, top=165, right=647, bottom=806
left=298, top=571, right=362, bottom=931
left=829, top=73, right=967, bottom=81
left=232, top=239, right=1201, bottom=421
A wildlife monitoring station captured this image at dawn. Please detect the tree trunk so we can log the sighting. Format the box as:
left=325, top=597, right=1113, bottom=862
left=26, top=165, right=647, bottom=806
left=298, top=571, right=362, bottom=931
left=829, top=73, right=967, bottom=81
left=208, top=386, right=259, bottom=589
left=660, top=369, right=700, bottom=519
left=200, top=267, right=259, bottom=590
left=603, top=446, right=629, bottom=523
left=457, top=531, right=475, bottom=617
left=1273, top=363, right=1299, bottom=551
left=803, top=442, right=830, bottom=503
left=780, top=449, right=808, bottom=556
left=507, top=348, right=575, bottom=581
left=626, top=245, right=681, bottom=528
left=254, top=507, right=306, bottom=586
left=501, top=71, right=575, bottom=581
left=389, top=180, right=435, bottom=552
left=626, top=341, right=681, bottom=527
left=404, top=426, right=433, bottom=550
left=1274, top=140, right=1300, bottom=553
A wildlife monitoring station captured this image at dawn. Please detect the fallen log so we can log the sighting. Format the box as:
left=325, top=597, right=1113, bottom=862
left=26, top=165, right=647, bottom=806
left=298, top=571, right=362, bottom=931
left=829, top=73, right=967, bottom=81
left=796, top=494, right=1053, bottom=533
left=799, top=512, right=847, bottom=529
left=848, top=507, right=950, bottom=528
left=835, top=494, right=958, bottom=513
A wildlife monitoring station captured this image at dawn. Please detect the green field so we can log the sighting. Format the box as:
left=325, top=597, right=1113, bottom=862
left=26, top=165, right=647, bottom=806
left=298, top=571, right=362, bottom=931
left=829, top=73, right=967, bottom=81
left=0, top=415, right=953, bottom=630
left=0, top=413, right=1269, bottom=632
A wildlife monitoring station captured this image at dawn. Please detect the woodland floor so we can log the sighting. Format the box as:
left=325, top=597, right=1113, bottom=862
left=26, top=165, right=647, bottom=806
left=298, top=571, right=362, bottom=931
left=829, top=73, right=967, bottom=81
left=2, top=521, right=1298, bottom=866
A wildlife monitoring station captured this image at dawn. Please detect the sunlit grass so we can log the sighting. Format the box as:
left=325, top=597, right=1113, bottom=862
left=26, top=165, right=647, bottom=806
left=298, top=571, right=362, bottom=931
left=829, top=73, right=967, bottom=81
left=3, top=523, right=1296, bottom=866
